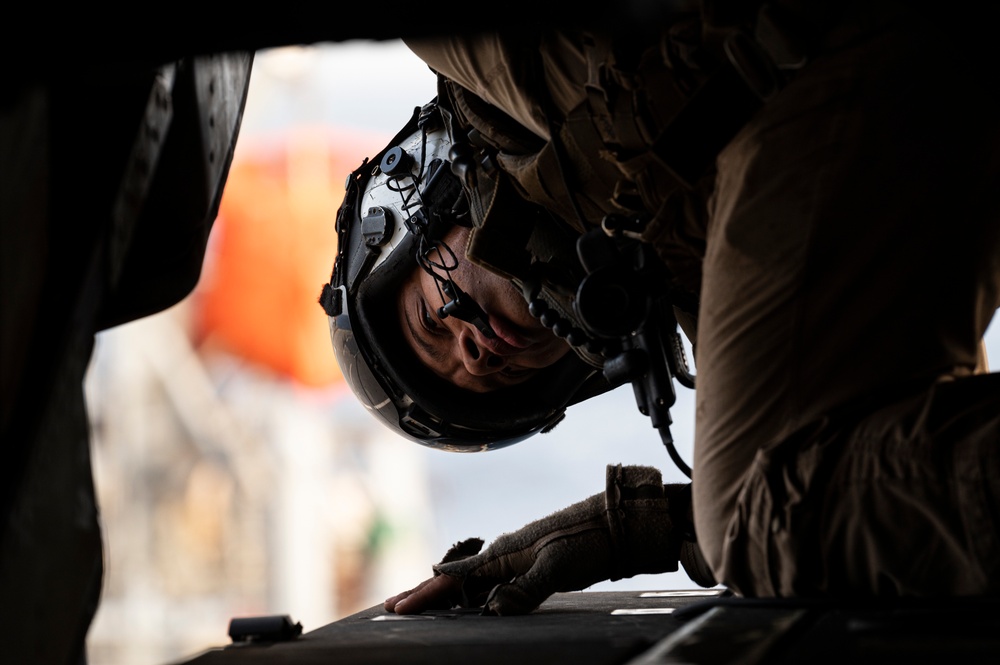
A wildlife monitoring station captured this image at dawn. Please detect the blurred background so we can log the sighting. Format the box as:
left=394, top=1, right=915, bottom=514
left=82, top=41, right=1000, bottom=665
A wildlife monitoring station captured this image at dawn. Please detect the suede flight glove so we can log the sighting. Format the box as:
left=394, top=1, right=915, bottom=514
left=431, top=464, right=711, bottom=615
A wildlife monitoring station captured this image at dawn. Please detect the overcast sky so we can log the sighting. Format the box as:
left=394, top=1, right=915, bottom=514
left=241, top=40, right=438, bottom=144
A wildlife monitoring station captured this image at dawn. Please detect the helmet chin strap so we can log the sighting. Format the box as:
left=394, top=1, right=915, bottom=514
left=438, top=280, right=497, bottom=339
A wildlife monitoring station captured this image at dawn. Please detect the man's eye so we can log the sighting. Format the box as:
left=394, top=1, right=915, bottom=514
left=420, top=301, right=442, bottom=334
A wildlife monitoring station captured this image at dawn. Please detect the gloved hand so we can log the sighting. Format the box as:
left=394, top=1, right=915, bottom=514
left=389, top=464, right=693, bottom=616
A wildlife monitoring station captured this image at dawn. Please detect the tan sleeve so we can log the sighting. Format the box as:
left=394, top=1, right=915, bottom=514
left=976, top=338, right=990, bottom=374
left=403, top=34, right=551, bottom=140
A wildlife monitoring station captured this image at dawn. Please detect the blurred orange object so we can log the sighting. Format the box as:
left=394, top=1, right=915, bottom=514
left=195, top=126, right=388, bottom=388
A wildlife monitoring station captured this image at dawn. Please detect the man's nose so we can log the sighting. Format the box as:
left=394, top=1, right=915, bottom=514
left=459, top=331, right=506, bottom=376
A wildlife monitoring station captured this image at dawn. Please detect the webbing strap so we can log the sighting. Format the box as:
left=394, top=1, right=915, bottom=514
left=586, top=2, right=845, bottom=188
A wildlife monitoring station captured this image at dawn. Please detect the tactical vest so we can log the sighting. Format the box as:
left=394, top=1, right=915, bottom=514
left=439, top=0, right=843, bottom=226
left=436, top=16, right=715, bottom=364
left=437, top=2, right=842, bottom=365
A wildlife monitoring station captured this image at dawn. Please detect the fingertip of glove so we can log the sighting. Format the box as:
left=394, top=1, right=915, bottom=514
left=440, top=537, right=485, bottom=563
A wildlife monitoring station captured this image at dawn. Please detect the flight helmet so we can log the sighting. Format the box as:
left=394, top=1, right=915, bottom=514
left=319, top=98, right=607, bottom=451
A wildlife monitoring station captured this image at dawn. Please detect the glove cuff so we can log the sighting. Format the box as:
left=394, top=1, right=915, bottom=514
left=605, top=464, right=680, bottom=580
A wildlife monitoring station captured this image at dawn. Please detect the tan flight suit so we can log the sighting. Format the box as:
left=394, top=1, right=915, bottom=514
left=405, top=0, right=1000, bottom=596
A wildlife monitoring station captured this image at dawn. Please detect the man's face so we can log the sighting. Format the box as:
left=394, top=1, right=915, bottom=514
left=398, top=225, right=571, bottom=393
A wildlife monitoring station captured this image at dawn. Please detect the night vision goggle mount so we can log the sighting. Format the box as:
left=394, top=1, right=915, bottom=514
left=574, top=215, right=697, bottom=478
